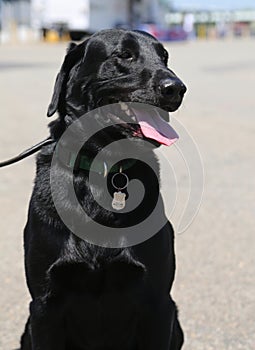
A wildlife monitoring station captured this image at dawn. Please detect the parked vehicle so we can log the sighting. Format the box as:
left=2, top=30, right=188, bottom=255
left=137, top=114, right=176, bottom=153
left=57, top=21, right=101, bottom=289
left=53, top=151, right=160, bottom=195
left=31, top=0, right=128, bottom=40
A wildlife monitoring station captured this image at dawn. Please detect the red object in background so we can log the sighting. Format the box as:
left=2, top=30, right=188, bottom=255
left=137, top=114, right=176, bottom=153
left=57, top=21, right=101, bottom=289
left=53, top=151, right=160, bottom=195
left=137, top=24, right=188, bottom=41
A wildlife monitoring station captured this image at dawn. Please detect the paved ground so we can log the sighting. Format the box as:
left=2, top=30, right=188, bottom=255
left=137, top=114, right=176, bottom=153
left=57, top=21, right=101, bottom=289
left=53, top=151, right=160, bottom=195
left=0, top=38, right=254, bottom=349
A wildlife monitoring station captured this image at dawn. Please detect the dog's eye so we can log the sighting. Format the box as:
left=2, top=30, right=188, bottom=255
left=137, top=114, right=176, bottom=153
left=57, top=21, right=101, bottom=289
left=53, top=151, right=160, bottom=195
left=117, top=51, right=134, bottom=61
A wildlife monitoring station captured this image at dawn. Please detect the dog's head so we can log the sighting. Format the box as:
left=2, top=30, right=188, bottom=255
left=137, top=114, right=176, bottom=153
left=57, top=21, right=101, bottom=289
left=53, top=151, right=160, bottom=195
left=47, top=29, right=186, bottom=150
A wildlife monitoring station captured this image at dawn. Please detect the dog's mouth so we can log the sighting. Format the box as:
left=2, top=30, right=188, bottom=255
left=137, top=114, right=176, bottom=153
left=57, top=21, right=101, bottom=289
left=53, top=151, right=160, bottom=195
left=132, top=106, right=178, bottom=146
left=98, top=100, right=178, bottom=147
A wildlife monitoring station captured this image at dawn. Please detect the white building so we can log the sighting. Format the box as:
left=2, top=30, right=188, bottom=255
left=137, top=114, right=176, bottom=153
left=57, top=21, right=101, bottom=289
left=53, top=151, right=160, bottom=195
left=30, top=0, right=164, bottom=34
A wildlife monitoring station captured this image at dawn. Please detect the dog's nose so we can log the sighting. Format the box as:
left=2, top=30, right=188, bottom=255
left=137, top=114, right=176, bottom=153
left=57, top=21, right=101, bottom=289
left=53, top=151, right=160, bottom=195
left=159, top=78, right=187, bottom=100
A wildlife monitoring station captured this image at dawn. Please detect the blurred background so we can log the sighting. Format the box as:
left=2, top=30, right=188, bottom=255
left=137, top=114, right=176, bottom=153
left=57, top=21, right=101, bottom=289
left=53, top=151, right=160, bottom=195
left=1, top=0, right=255, bottom=43
left=1, top=1, right=255, bottom=350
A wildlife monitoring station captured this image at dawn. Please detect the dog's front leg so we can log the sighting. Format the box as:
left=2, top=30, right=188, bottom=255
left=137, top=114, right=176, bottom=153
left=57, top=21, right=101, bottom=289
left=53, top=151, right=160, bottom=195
left=29, top=297, right=66, bottom=350
left=138, top=296, right=183, bottom=350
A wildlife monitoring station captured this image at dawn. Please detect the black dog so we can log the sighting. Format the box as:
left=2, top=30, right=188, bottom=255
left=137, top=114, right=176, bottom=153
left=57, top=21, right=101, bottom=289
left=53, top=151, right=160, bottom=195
left=20, top=29, right=186, bottom=350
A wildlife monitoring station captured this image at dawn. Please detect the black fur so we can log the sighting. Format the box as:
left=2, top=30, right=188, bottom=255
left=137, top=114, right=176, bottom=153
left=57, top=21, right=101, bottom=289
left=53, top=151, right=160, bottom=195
left=20, top=29, right=186, bottom=350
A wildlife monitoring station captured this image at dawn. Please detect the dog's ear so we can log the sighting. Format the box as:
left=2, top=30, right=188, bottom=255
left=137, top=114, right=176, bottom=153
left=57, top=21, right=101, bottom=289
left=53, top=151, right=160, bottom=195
left=47, top=41, right=87, bottom=117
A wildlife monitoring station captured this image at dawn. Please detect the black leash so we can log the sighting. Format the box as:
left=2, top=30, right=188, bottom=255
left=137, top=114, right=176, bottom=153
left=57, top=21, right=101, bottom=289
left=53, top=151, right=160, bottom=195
left=0, top=138, right=55, bottom=168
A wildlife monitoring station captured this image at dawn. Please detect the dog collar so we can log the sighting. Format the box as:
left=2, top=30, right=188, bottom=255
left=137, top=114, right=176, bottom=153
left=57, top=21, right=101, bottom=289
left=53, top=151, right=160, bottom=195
left=56, top=144, right=136, bottom=176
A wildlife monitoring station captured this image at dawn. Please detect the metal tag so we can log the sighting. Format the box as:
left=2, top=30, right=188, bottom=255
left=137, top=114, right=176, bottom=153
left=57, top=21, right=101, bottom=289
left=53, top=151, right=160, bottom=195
left=112, top=191, right=126, bottom=210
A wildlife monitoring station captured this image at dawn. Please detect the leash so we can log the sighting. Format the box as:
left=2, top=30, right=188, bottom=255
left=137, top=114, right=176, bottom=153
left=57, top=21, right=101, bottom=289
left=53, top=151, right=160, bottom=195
left=0, top=138, right=136, bottom=176
left=0, top=138, right=55, bottom=168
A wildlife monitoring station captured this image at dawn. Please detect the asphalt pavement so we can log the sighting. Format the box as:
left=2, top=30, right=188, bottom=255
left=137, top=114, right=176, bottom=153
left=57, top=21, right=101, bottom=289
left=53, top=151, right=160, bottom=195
left=0, top=38, right=254, bottom=349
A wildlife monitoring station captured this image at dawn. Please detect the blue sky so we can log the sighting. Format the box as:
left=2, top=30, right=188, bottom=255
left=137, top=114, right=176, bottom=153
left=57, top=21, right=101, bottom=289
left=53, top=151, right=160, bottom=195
left=172, top=0, right=255, bottom=10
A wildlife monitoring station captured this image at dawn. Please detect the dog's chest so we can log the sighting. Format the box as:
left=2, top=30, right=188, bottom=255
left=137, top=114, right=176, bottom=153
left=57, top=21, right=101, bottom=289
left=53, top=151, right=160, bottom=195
left=65, top=291, right=138, bottom=349
left=49, top=241, right=146, bottom=293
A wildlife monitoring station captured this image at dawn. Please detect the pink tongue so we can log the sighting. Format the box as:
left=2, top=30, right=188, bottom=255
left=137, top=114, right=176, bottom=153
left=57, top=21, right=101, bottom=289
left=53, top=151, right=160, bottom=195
left=133, top=108, right=179, bottom=146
